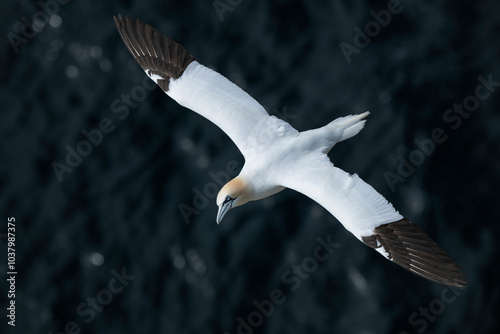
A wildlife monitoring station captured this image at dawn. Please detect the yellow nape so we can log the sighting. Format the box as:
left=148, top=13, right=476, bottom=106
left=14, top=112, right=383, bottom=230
left=216, top=177, right=249, bottom=206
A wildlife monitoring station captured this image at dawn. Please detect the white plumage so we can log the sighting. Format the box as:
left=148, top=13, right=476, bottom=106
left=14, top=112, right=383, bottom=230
left=280, top=156, right=404, bottom=240
left=165, top=61, right=270, bottom=156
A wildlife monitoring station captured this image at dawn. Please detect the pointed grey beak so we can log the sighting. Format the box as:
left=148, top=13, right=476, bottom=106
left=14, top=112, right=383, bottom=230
left=216, top=200, right=234, bottom=225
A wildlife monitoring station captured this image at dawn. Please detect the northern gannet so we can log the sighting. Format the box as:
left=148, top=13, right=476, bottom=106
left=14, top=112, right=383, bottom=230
left=114, top=15, right=466, bottom=287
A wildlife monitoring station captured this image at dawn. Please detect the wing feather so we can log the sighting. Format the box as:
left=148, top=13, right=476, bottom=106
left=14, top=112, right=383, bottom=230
left=114, top=14, right=272, bottom=156
left=281, top=156, right=466, bottom=287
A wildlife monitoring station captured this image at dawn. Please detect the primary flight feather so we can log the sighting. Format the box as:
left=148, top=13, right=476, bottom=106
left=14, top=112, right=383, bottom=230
left=114, top=14, right=466, bottom=287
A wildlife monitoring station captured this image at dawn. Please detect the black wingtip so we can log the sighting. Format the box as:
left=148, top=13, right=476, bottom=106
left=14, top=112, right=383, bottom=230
left=113, top=14, right=195, bottom=92
left=363, top=218, right=467, bottom=287
left=113, top=13, right=125, bottom=28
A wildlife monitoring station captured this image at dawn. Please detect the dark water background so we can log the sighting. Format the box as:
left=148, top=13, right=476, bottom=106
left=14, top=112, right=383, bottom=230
left=1, top=0, right=499, bottom=333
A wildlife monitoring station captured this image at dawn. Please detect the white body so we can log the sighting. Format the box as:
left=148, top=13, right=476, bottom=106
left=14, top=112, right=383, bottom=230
left=165, top=61, right=402, bottom=242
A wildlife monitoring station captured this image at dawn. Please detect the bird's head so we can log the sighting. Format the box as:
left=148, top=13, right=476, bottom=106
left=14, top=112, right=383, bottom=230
left=216, top=177, right=250, bottom=224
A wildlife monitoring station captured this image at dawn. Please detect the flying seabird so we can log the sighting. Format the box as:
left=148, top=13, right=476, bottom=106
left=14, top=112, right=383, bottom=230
left=114, top=15, right=467, bottom=287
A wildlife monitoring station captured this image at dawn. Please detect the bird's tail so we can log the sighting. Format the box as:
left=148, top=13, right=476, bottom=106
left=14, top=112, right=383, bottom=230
left=328, top=111, right=370, bottom=142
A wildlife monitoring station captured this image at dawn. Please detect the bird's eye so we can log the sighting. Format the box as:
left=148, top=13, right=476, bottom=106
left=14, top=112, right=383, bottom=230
left=224, top=195, right=232, bottom=203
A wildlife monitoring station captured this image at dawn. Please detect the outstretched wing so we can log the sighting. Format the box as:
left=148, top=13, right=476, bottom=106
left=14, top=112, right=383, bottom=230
left=280, top=155, right=467, bottom=287
left=114, top=15, right=271, bottom=156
